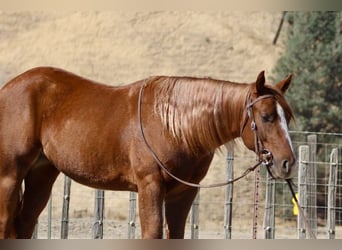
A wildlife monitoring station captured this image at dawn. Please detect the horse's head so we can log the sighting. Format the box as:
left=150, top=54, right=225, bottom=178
left=240, top=71, right=296, bottom=180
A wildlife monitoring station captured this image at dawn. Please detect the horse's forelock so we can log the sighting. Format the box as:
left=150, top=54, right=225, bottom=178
left=264, top=85, right=294, bottom=122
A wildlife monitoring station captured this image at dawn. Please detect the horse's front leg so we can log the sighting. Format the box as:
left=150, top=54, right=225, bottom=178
left=137, top=175, right=165, bottom=239
left=164, top=187, right=199, bottom=239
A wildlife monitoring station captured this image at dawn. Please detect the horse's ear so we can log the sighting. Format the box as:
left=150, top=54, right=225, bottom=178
left=276, top=74, right=292, bottom=94
left=255, top=70, right=265, bottom=94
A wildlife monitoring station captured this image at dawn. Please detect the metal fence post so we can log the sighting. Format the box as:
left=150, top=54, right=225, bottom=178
left=327, top=148, right=338, bottom=239
left=93, top=189, right=105, bottom=239
left=224, top=147, right=234, bottom=239
left=61, top=175, right=71, bottom=239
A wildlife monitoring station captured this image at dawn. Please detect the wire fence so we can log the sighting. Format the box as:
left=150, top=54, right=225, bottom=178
left=32, top=131, right=342, bottom=239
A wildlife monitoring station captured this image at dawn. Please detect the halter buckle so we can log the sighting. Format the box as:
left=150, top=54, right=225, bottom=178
left=260, top=149, right=273, bottom=167
left=251, top=121, right=257, bottom=131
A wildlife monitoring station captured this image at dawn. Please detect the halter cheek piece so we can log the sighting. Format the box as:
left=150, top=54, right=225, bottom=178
left=240, top=93, right=275, bottom=177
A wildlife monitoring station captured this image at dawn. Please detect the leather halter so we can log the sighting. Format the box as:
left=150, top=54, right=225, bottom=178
left=240, top=92, right=275, bottom=176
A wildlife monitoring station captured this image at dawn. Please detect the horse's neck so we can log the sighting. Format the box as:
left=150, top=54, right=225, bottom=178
left=220, top=83, right=250, bottom=141
left=152, top=77, right=250, bottom=151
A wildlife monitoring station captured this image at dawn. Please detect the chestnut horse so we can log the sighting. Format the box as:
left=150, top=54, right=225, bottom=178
left=0, top=67, right=295, bottom=239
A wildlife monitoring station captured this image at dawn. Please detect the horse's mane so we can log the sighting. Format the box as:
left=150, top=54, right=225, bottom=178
left=151, top=76, right=294, bottom=153
left=152, top=76, right=248, bottom=152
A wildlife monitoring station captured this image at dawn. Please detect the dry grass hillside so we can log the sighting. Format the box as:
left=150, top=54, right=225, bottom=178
left=0, top=11, right=286, bottom=84
left=0, top=11, right=289, bottom=238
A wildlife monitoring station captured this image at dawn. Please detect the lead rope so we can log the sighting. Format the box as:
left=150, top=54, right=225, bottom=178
left=248, top=105, right=260, bottom=239
left=248, top=101, right=262, bottom=239
left=252, top=165, right=260, bottom=239
left=286, top=179, right=317, bottom=239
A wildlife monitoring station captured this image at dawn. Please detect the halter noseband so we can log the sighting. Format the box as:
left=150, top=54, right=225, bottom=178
left=240, top=92, right=275, bottom=176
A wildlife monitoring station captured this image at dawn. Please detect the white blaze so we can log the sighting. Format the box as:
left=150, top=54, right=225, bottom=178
left=277, top=103, right=294, bottom=153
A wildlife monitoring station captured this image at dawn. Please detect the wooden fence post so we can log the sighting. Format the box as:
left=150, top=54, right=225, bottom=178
left=61, top=175, right=72, bottom=239
left=224, top=148, right=234, bottom=239
left=47, top=195, right=52, bottom=239
left=128, top=192, right=137, bottom=239
left=93, top=189, right=105, bottom=239
left=298, top=145, right=309, bottom=239
left=190, top=191, right=200, bottom=239
left=307, top=134, right=317, bottom=237
left=32, top=221, right=38, bottom=239
left=327, top=148, right=338, bottom=239
left=263, top=172, right=275, bottom=239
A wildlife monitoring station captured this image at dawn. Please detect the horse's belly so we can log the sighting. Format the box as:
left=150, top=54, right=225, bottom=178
left=44, top=145, right=137, bottom=191
left=59, top=163, right=138, bottom=192
left=42, top=126, right=137, bottom=191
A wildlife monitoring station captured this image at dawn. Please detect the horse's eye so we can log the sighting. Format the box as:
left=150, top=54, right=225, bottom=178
left=262, top=113, right=275, bottom=123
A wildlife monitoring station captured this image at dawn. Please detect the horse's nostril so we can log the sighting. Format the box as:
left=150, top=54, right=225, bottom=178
left=282, top=160, right=289, bottom=174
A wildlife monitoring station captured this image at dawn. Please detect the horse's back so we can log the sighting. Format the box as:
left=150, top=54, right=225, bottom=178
left=0, top=66, right=139, bottom=125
